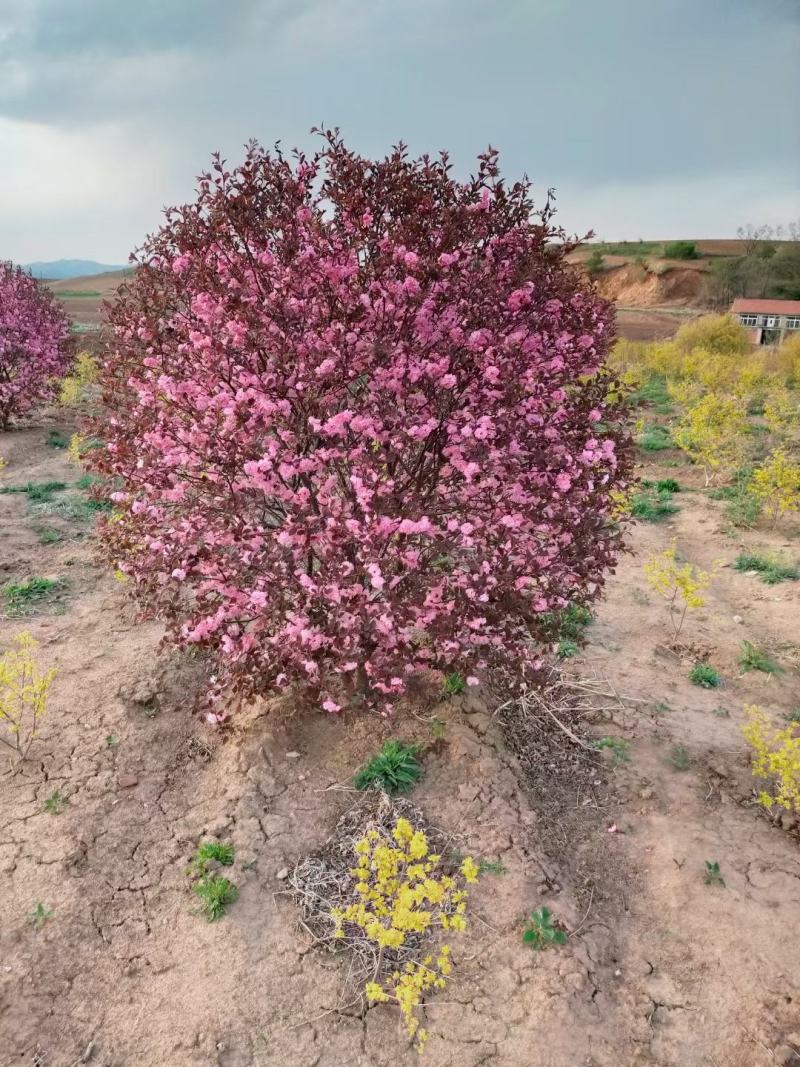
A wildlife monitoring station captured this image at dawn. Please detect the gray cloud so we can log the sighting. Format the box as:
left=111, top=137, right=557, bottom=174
left=0, top=0, right=798, bottom=261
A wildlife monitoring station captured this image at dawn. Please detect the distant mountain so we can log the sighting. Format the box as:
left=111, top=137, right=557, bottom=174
left=23, top=259, right=128, bottom=281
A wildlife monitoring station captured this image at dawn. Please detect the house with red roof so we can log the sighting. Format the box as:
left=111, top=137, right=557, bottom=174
left=730, top=298, right=800, bottom=345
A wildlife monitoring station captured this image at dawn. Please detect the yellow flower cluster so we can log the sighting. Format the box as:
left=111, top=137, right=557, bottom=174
left=748, top=449, right=800, bottom=524
left=743, top=706, right=800, bottom=813
left=0, top=632, right=57, bottom=763
left=332, top=818, right=477, bottom=1051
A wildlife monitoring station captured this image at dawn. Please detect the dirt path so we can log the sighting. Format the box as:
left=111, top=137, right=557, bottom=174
left=1, top=418, right=798, bottom=1067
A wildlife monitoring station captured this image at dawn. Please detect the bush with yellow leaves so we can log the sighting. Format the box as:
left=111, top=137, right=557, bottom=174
left=748, top=449, right=800, bottom=524
left=0, top=632, right=57, bottom=766
left=643, top=541, right=713, bottom=638
left=743, top=706, right=800, bottom=814
left=673, top=393, right=750, bottom=484
left=331, top=817, right=478, bottom=1052
left=59, top=350, right=98, bottom=407
left=775, top=332, right=800, bottom=386
left=672, top=313, right=751, bottom=358
left=763, top=387, right=800, bottom=437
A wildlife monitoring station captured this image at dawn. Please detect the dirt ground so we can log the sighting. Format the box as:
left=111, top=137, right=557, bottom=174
left=1, top=413, right=799, bottom=1067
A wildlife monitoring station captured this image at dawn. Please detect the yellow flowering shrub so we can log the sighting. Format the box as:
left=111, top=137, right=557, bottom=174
left=672, top=313, right=750, bottom=357
left=775, top=332, right=800, bottom=386
left=0, top=632, right=57, bottom=764
left=642, top=541, right=713, bottom=637
left=743, top=706, right=800, bottom=813
left=59, top=350, right=98, bottom=407
left=673, top=393, right=750, bottom=484
left=763, top=387, right=800, bottom=437
left=332, top=818, right=478, bottom=1051
left=748, top=449, right=800, bottom=524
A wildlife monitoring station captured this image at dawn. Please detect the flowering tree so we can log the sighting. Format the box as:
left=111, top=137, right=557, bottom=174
left=92, top=132, right=633, bottom=717
left=0, top=262, right=72, bottom=429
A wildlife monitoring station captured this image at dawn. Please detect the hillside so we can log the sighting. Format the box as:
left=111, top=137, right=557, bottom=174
left=24, top=259, right=127, bottom=280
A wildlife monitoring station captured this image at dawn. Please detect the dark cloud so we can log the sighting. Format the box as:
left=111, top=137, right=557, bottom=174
left=1, top=0, right=797, bottom=260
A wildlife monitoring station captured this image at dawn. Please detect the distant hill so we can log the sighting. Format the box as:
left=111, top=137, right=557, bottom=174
left=23, top=259, right=128, bottom=281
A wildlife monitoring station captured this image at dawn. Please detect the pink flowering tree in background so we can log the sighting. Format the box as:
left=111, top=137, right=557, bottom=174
left=91, top=130, right=633, bottom=718
left=0, top=262, right=72, bottom=429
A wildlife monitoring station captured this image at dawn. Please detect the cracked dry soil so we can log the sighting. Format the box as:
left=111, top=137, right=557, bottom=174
left=1, top=418, right=799, bottom=1067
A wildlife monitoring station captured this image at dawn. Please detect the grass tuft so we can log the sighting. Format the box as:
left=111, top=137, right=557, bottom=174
left=734, top=553, right=799, bottom=585
left=739, top=640, right=783, bottom=675
left=689, top=663, right=721, bottom=689
left=631, top=485, right=679, bottom=522
left=354, top=741, right=423, bottom=795
left=3, top=576, right=63, bottom=616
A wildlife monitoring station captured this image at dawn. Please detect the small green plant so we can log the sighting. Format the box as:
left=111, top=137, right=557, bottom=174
left=36, top=528, right=62, bottom=545
left=477, top=858, right=507, bottom=875
left=592, top=736, right=630, bottom=764
left=734, top=553, right=799, bottom=585
left=739, top=640, right=783, bottom=675
left=106, top=733, right=119, bottom=747
left=0, top=481, right=67, bottom=503
left=354, top=740, right=423, bottom=795
left=629, top=374, right=672, bottom=415
left=43, top=790, right=67, bottom=815
left=787, top=709, right=800, bottom=724
left=442, top=672, right=466, bottom=696
left=689, top=663, right=721, bottom=689
left=667, top=744, right=692, bottom=771
left=28, top=902, right=54, bottom=928
left=193, top=874, right=238, bottom=922
left=724, top=490, right=762, bottom=528
left=557, top=638, right=579, bottom=659
left=3, top=576, right=63, bottom=617
left=74, top=472, right=97, bottom=490
left=46, top=430, right=69, bottom=449
left=430, top=717, right=446, bottom=741
left=637, top=424, right=672, bottom=452
left=654, top=701, right=672, bottom=714
left=188, top=840, right=235, bottom=878
left=522, top=906, right=567, bottom=950
left=704, top=860, right=725, bottom=887
left=630, top=486, right=679, bottom=522
left=187, top=841, right=238, bottom=921
left=712, top=706, right=730, bottom=718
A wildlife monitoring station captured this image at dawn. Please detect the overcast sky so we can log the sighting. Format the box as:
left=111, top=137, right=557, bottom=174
left=1, top=0, right=798, bottom=263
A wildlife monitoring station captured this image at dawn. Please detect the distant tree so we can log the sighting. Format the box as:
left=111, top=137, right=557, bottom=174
left=585, top=249, right=605, bottom=276
left=663, top=241, right=699, bottom=261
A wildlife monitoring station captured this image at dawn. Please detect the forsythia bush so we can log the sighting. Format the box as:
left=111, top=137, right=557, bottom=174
left=91, top=133, right=633, bottom=715
left=642, top=541, right=713, bottom=638
left=332, top=817, right=477, bottom=1050
left=59, top=350, right=98, bottom=407
left=748, top=449, right=800, bottom=522
left=0, top=261, right=72, bottom=428
left=0, top=632, right=57, bottom=764
left=672, top=313, right=750, bottom=358
left=673, top=393, right=750, bottom=483
left=743, top=706, right=800, bottom=813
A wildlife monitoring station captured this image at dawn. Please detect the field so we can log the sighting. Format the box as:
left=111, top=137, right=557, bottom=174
left=2, top=323, right=800, bottom=1065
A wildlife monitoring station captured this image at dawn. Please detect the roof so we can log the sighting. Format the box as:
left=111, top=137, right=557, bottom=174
left=730, top=298, right=800, bottom=314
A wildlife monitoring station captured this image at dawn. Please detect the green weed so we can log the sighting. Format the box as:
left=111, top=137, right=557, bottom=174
left=629, top=374, right=672, bottom=415
left=557, top=638, right=579, bottom=659
left=43, top=790, right=67, bottom=815
left=36, top=528, right=62, bottom=545
left=188, top=840, right=235, bottom=878
left=3, top=576, right=63, bottom=616
left=193, top=875, right=238, bottom=922
left=106, top=734, right=119, bottom=747
left=704, top=860, right=725, bottom=887
left=477, top=858, right=507, bottom=875
left=739, top=640, right=783, bottom=675
left=637, top=424, right=672, bottom=452
left=667, top=744, right=692, bottom=771
left=28, top=902, right=54, bottom=928
left=522, top=906, right=567, bottom=950
left=46, top=430, right=69, bottom=449
left=734, top=553, right=799, bottom=585
left=442, top=673, right=466, bottom=696
left=592, top=736, right=630, bottom=764
left=0, top=481, right=67, bottom=502
left=689, top=663, right=721, bottom=689
left=353, top=740, right=423, bottom=795
left=631, top=486, right=679, bottom=522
